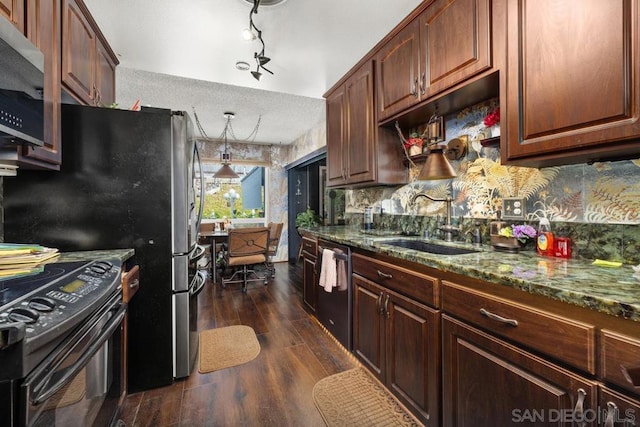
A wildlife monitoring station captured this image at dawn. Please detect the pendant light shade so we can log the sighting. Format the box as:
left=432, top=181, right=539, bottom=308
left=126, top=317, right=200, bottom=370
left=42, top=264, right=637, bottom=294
left=417, top=148, right=457, bottom=180
left=213, top=113, right=240, bottom=179
left=214, top=163, right=240, bottom=179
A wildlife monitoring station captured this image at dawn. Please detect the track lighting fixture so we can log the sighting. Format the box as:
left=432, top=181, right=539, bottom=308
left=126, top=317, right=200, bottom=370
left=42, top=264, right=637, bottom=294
left=243, top=0, right=274, bottom=81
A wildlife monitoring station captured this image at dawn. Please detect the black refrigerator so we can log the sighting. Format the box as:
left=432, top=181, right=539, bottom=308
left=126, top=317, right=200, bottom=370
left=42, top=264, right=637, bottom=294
left=3, top=104, right=206, bottom=393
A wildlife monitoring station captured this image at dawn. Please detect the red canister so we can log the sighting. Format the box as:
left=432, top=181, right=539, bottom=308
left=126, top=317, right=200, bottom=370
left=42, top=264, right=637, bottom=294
left=553, top=237, right=572, bottom=258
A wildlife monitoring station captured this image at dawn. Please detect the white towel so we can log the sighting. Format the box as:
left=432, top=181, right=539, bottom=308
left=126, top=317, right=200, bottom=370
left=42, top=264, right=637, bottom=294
left=318, top=248, right=337, bottom=292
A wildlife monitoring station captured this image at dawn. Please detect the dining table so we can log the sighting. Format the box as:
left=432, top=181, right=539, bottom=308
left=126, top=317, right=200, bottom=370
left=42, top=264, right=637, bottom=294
left=199, top=230, right=228, bottom=283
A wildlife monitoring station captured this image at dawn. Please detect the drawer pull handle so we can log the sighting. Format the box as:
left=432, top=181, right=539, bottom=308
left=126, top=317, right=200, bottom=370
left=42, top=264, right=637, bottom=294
left=384, top=294, right=390, bottom=319
left=376, top=270, right=393, bottom=279
left=479, top=308, right=518, bottom=327
left=604, top=401, right=618, bottom=427
left=573, top=388, right=587, bottom=420
left=377, top=292, right=384, bottom=315
left=129, top=279, right=139, bottom=290
left=621, top=365, right=640, bottom=387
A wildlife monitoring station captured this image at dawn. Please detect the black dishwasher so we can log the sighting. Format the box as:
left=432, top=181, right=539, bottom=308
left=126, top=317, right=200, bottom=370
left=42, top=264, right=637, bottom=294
left=316, top=239, right=352, bottom=350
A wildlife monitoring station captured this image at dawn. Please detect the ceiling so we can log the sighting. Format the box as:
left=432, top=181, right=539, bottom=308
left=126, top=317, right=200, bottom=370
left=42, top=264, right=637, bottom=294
left=83, top=0, right=423, bottom=145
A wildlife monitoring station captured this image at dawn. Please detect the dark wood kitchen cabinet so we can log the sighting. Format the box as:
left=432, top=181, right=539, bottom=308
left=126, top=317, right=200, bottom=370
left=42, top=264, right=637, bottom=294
left=376, top=0, right=492, bottom=121
left=0, top=0, right=24, bottom=32
left=504, top=0, right=640, bottom=167
left=22, top=0, right=62, bottom=169
left=352, top=253, right=440, bottom=426
left=62, top=0, right=117, bottom=106
left=301, top=236, right=318, bottom=313
left=326, top=60, right=376, bottom=187
left=325, top=60, right=406, bottom=188
left=442, top=315, right=598, bottom=426
left=598, top=386, right=640, bottom=427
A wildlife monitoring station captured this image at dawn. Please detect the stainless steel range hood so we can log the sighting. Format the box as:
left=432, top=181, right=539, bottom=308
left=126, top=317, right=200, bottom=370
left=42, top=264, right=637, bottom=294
left=0, top=17, right=45, bottom=149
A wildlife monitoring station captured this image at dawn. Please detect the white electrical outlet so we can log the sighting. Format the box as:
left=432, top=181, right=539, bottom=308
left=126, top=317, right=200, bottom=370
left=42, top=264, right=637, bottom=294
left=502, top=197, right=525, bottom=220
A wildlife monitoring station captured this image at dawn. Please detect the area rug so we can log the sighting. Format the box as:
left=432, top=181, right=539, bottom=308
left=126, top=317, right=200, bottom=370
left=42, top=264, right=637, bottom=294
left=198, top=325, right=261, bottom=373
left=312, top=367, right=423, bottom=426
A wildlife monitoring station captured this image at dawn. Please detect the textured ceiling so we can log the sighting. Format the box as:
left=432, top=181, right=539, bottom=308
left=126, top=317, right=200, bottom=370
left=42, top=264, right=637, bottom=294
left=83, top=0, right=422, bottom=145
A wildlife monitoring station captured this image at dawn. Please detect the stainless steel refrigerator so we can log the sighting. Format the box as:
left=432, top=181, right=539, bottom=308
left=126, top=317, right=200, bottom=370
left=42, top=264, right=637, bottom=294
left=3, top=104, right=206, bottom=392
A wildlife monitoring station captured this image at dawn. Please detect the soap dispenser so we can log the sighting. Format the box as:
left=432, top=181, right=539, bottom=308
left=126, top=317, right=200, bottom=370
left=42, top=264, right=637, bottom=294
left=536, top=218, right=554, bottom=256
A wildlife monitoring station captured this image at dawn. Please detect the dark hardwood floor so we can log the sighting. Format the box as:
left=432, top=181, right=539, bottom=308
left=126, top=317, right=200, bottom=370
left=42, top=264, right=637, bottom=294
left=119, top=262, right=357, bottom=426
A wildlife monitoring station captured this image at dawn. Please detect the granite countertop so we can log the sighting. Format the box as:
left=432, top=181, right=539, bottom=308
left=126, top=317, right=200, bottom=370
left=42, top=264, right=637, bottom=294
left=56, top=248, right=135, bottom=264
left=304, top=226, right=640, bottom=322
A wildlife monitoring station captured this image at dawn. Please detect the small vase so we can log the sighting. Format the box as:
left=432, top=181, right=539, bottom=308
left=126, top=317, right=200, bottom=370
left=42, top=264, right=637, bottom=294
left=409, top=145, right=421, bottom=156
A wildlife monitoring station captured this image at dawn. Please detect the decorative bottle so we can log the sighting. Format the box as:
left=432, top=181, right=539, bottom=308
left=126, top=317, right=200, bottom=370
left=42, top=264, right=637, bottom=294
left=536, top=218, right=554, bottom=256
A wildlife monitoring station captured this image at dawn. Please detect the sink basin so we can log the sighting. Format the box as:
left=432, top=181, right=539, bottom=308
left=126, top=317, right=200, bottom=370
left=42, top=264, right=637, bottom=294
left=381, top=239, right=480, bottom=255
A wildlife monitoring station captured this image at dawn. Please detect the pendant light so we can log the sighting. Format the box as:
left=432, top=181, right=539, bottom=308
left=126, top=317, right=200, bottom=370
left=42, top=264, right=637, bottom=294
left=214, top=113, right=240, bottom=179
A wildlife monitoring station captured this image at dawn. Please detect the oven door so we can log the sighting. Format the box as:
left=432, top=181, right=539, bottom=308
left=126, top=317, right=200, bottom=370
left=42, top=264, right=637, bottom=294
left=21, top=292, right=126, bottom=427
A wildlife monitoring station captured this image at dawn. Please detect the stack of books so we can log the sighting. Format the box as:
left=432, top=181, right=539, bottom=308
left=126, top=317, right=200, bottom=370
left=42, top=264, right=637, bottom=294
left=0, top=244, right=60, bottom=280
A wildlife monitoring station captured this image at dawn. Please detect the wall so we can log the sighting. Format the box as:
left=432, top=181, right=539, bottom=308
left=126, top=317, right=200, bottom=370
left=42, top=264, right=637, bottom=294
left=344, top=99, right=640, bottom=264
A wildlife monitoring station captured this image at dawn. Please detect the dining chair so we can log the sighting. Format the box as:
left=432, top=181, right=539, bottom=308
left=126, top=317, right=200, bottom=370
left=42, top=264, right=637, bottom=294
left=265, top=222, right=284, bottom=277
left=221, top=226, right=270, bottom=293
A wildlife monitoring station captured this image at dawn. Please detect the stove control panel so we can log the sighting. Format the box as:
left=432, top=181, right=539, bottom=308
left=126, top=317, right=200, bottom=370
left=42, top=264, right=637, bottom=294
left=0, top=259, right=122, bottom=344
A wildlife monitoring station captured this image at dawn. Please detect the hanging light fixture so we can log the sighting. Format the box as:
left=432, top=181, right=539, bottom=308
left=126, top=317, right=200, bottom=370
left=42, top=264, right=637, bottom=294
left=214, top=113, right=240, bottom=179
left=243, top=0, right=274, bottom=81
left=417, top=111, right=456, bottom=180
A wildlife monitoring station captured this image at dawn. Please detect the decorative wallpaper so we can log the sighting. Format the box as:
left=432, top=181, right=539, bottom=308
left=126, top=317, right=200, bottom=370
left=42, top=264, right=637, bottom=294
left=344, top=99, right=640, bottom=264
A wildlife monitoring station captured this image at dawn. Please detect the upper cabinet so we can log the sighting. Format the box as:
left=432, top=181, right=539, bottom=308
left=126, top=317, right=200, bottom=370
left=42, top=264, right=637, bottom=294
left=0, top=0, right=24, bottom=32
left=377, top=0, right=492, bottom=122
left=62, top=0, right=118, bottom=106
left=503, top=0, right=640, bottom=167
left=326, top=60, right=407, bottom=188
left=22, top=0, right=62, bottom=169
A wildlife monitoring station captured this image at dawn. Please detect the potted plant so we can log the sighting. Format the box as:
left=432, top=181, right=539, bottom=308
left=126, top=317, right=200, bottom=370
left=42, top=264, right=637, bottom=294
left=404, top=133, right=424, bottom=156
left=295, top=208, right=319, bottom=229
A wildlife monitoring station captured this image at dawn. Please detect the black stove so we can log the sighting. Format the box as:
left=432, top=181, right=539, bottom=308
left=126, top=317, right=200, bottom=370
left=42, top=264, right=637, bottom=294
left=0, top=259, right=122, bottom=379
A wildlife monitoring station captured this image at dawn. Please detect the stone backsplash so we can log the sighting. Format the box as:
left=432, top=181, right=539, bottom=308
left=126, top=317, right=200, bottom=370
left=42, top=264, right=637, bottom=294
left=343, top=99, right=640, bottom=265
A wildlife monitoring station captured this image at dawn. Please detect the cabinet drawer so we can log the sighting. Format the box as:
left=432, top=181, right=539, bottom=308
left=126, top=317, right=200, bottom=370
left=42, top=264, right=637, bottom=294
left=302, top=236, right=317, bottom=256
left=352, top=253, right=438, bottom=307
left=121, top=265, right=140, bottom=303
left=442, top=281, right=596, bottom=374
left=601, top=329, right=640, bottom=395
left=599, top=386, right=640, bottom=426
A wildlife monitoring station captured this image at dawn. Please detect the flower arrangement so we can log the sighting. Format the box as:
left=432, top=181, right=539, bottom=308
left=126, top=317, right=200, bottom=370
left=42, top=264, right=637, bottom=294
left=498, top=224, right=537, bottom=244
left=483, top=107, right=500, bottom=127
left=403, top=133, right=424, bottom=150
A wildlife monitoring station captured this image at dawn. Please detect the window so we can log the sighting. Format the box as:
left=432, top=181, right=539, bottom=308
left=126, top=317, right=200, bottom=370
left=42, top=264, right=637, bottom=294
left=200, top=163, right=266, bottom=221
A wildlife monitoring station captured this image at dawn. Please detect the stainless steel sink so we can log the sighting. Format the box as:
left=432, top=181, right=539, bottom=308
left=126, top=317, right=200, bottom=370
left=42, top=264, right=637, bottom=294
left=380, top=239, right=480, bottom=255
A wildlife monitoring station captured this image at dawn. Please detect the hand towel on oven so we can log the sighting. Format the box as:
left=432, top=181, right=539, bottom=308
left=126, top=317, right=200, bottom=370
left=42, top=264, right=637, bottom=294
left=334, top=248, right=348, bottom=291
left=319, top=248, right=337, bottom=292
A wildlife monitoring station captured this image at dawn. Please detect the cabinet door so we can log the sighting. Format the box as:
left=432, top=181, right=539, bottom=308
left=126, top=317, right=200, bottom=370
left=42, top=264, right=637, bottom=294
left=599, top=386, right=640, bottom=427
left=24, top=0, right=62, bottom=168
left=95, top=36, right=116, bottom=106
left=62, top=0, right=95, bottom=105
left=345, top=61, right=376, bottom=184
left=353, top=274, right=385, bottom=382
left=504, top=0, right=640, bottom=167
left=376, top=19, right=420, bottom=121
left=442, top=315, right=598, bottom=426
left=326, top=85, right=347, bottom=187
left=386, top=289, right=440, bottom=426
left=302, top=255, right=317, bottom=313
left=419, top=0, right=492, bottom=98
left=0, top=0, right=24, bottom=32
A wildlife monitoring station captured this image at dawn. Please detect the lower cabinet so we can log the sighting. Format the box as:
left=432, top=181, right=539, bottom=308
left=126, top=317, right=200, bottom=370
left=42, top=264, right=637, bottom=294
left=353, top=273, right=440, bottom=426
left=301, top=236, right=318, bottom=313
left=598, top=386, right=640, bottom=427
left=442, top=314, right=598, bottom=426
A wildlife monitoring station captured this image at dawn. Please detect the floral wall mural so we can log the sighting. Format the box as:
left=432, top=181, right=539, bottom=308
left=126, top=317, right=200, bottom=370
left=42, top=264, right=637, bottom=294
left=344, top=99, right=640, bottom=263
